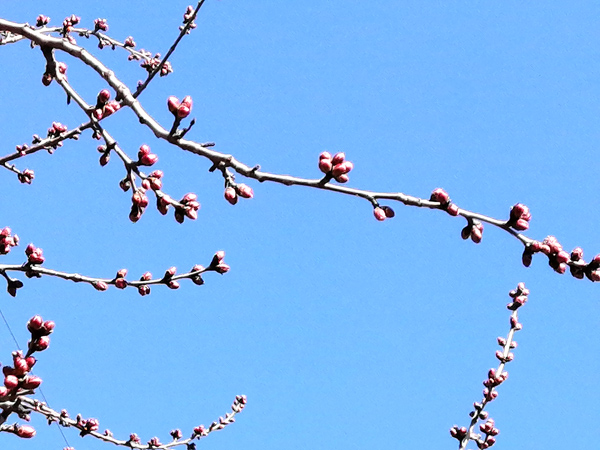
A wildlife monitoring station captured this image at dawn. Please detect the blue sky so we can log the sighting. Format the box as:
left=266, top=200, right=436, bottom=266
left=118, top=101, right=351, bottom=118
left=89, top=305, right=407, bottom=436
left=1, top=1, right=599, bottom=449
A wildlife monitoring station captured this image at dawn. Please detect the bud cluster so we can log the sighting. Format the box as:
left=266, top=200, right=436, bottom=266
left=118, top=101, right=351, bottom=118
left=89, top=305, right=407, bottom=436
left=182, top=5, right=198, bottom=32
left=373, top=206, right=395, bottom=222
left=93, top=89, right=120, bottom=120
left=24, top=243, right=44, bottom=265
left=224, top=183, right=254, bottom=205
left=0, top=227, right=19, bottom=255
left=93, top=18, right=108, bottom=32
left=430, top=188, right=459, bottom=216
left=168, top=95, right=193, bottom=119
left=174, top=193, right=200, bottom=223
left=318, top=152, right=353, bottom=183
left=35, top=15, right=50, bottom=27
left=209, top=250, right=230, bottom=274
left=141, top=54, right=173, bottom=76
left=507, top=203, right=531, bottom=231
left=522, top=235, right=571, bottom=275
left=461, top=219, right=484, bottom=244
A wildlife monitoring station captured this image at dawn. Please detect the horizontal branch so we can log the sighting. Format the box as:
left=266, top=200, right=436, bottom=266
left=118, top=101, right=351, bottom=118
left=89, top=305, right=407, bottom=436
left=0, top=12, right=598, bottom=283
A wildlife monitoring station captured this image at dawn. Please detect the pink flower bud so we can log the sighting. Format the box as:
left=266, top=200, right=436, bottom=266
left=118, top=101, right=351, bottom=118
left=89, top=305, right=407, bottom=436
left=138, top=285, right=150, bottom=296
left=224, top=187, right=238, bottom=205
left=177, top=105, right=191, bottom=119
left=513, top=218, right=529, bottom=231
left=181, top=95, right=193, bottom=109
left=319, top=151, right=332, bottom=160
left=138, top=144, right=151, bottom=156
left=28, top=315, right=43, bottom=331
left=167, top=96, right=180, bottom=114
left=21, top=375, right=42, bottom=389
left=0, top=386, right=8, bottom=398
left=4, top=375, right=18, bottom=389
left=98, top=89, right=111, bottom=103
left=141, top=272, right=152, bottom=281
left=318, top=158, right=333, bottom=174
left=571, top=247, right=584, bottom=261
left=99, top=152, right=110, bottom=166
left=15, top=425, right=36, bottom=439
left=215, top=263, right=230, bottom=274
left=43, top=320, right=55, bottom=333
left=334, top=174, right=349, bottom=183
left=35, top=336, right=50, bottom=351
left=331, top=152, right=345, bottom=165
left=93, top=281, right=108, bottom=291
left=167, top=280, right=180, bottom=289
left=373, top=207, right=386, bottom=221
left=430, top=188, right=450, bottom=204
left=115, top=278, right=127, bottom=289
left=446, top=203, right=459, bottom=216
left=237, top=184, right=254, bottom=199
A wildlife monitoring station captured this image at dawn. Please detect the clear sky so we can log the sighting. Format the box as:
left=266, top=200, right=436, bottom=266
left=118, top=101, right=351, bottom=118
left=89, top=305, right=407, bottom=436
left=1, top=1, right=599, bottom=449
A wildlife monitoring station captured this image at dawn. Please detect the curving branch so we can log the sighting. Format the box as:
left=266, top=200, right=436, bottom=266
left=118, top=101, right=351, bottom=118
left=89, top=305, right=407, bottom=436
left=0, top=316, right=246, bottom=448
left=0, top=6, right=598, bottom=284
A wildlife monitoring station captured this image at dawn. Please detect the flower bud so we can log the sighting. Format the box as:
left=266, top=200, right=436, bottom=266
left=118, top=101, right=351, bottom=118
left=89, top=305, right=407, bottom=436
left=167, top=96, right=180, bottom=114
left=373, top=207, right=386, bottom=221
left=224, top=187, right=238, bottom=205
left=15, top=425, right=36, bottom=439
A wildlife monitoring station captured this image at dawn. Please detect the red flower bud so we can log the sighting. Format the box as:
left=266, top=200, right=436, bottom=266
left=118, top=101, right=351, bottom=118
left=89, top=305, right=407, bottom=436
left=28, top=315, right=43, bottom=331
left=318, top=159, right=333, bottom=174
left=35, top=336, right=50, bottom=351
left=373, top=207, right=387, bottom=221
left=430, top=188, right=450, bottom=204
left=4, top=375, right=18, bottom=389
left=224, top=187, right=238, bottom=205
left=21, top=375, right=42, bottom=389
left=97, top=89, right=111, bottom=103
left=15, top=425, right=36, bottom=439
left=331, top=152, right=345, bottom=165
left=237, top=184, right=254, bottom=199
left=167, top=96, right=180, bottom=114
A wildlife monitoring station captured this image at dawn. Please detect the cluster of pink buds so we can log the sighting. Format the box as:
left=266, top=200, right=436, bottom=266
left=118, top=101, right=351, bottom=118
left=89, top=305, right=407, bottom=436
left=430, top=188, right=459, bottom=216
left=148, top=437, right=162, bottom=447
left=507, top=282, right=529, bottom=310
left=170, top=428, right=183, bottom=440
left=477, top=419, right=500, bottom=449
left=25, top=244, right=44, bottom=265
left=77, top=417, right=99, bottom=436
left=522, top=235, right=570, bottom=274
left=162, top=267, right=181, bottom=290
left=0, top=227, right=19, bottom=254
left=224, top=184, right=254, bottom=205
left=47, top=122, right=68, bottom=138
left=137, top=144, right=158, bottom=166
left=27, top=314, right=54, bottom=353
left=209, top=251, right=230, bottom=274
left=1, top=348, right=40, bottom=400
left=567, top=247, right=600, bottom=281
left=141, top=54, right=173, bottom=76
left=93, top=89, right=120, bottom=120
left=123, top=36, right=136, bottom=48
left=142, top=170, right=163, bottom=191
left=167, top=95, right=193, bottom=119
left=17, top=169, right=35, bottom=184
left=94, top=18, right=108, bottom=32
left=231, top=394, right=247, bottom=413
left=62, top=14, right=80, bottom=34
left=130, top=189, right=149, bottom=223
left=181, top=6, right=198, bottom=32
left=318, top=152, right=353, bottom=183
left=35, top=15, right=50, bottom=27
left=373, top=206, right=395, bottom=221
left=507, top=203, right=531, bottom=231
left=461, top=219, right=484, bottom=244
left=174, top=193, right=200, bottom=223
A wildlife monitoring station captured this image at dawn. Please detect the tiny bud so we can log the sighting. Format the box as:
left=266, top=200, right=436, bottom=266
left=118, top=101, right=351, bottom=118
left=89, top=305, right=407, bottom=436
left=373, top=207, right=387, bottom=221
left=224, top=187, right=238, bottom=205
left=93, top=281, right=108, bottom=291
left=167, top=96, right=180, bottom=114
left=237, top=184, right=254, bottom=199
left=331, top=152, right=345, bottom=165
